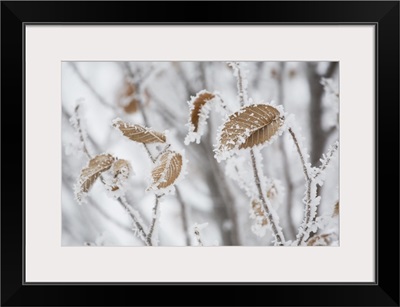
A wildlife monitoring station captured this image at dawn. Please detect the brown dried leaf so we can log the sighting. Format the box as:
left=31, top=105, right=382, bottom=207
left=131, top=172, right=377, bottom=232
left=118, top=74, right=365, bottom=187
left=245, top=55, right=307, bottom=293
left=189, top=91, right=215, bottom=132
left=150, top=150, right=182, bottom=190
left=117, top=80, right=139, bottom=114
left=307, top=234, right=333, bottom=246
left=76, top=154, right=115, bottom=203
left=123, top=99, right=139, bottom=114
left=110, top=159, right=131, bottom=191
left=218, top=104, right=283, bottom=152
left=332, top=201, right=339, bottom=217
left=251, top=199, right=268, bottom=226
left=113, top=119, right=166, bottom=144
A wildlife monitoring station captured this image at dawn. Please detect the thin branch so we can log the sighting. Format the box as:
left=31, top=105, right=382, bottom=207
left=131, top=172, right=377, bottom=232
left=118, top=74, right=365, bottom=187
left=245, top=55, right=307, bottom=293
left=123, top=62, right=150, bottom=126
left=288, top=128, right=311, bottom=181
left=71, top=102, right=149, bottom=245
left=69, top=63, right=117, bottom=111
left=119, top=196, right=149, bottom=245
left=278, top=138, right=296, bottom=238
left=172, top=62, right=197, bottom=96
left=154, top=144, right=171, bottom=161
left=143, top=143, right=156, bottom=163
left=288, top=128, right=315, bottom=246
left=193, top=224, right=204, bottom=246
left=250, top=149, right=285, bottom=245
left=146, top=195, right=162, bottom=246
left=176, top=188, right=191, bottom=246
left=276, top=62, right=296, bottom=239
left=73, top=104, right=91, bottom=159
left=229, top=62, right=248, bottom=106
left=313, top=141, right=339, bottom=180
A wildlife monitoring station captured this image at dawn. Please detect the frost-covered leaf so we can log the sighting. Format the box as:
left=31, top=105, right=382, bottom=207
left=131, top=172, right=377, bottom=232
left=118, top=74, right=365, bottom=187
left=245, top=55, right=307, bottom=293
left=307, top=233, right=334, bottom=246
left=251, top=199, right=268, bottom=226
left=189, top=91, right=215, bottom=132
left=217, top=104, right=283, bottom=154
left=112, top=118, right=166, bottom=144
left=185, top=90, right=220, bottom=145
left=75, top=154, right=115, bottom=204
left=149, top=150, right=182, bottom=190
left=110, top=159, right=131, bottom=192
left=249, top=198, right=268, bottom=237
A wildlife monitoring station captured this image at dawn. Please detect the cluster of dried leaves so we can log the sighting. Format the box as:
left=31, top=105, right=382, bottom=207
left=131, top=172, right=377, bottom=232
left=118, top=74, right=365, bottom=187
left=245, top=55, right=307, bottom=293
left=75, top=119, right=183, bottom=203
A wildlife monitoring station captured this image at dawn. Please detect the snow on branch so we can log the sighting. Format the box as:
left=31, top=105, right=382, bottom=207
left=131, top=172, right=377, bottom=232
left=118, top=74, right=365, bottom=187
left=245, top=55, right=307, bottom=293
left=313, top=141, right=339, bottom=184
left=228, top=62, right=249, bottom=106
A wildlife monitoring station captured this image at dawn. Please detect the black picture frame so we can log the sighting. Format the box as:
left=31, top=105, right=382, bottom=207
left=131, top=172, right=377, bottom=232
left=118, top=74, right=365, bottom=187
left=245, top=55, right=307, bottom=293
left=1, top=1, right=399, bottom=306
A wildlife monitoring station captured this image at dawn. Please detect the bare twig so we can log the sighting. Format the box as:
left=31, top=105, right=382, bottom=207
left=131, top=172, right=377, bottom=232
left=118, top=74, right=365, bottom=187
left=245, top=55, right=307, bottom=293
left=250, top=149, right=285, bottom=245
left=229, top=62, right=248, bottom=106
left=288, top=128, right=314, bottom=246
left=119, top=196, right=149, bottom=245
left=147, top=195, right=162, bottom=246
left=276, top=62, right=296, bottom=239
left=288, top=128, right=311, bottom=182
left=69, top=63, right=117, bottom=111
left=73, top=104, right=91, bottom=159
left=143, top=143, right=156, bottom=163
left=176, top=188, right=191, bottom=246
left=193, top=224, right=204, bottom=246
left=313, top=141, right=339, bottom=180
left=278, top=138, right=296, bottom=238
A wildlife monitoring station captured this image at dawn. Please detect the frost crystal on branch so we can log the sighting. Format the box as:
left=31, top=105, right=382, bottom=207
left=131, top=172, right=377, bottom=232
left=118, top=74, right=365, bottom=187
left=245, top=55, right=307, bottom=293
left=313, top=141, right=339, bottom=185
left=228, top=62, right=249, bottom=106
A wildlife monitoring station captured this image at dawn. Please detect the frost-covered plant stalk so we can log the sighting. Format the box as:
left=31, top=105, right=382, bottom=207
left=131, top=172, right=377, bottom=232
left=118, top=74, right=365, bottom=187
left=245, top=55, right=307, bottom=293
left=185, top=62, right=288, bottom=245
left=184, top=62, right=339, bottom=246
left=71, top=102, right=187, bottom=246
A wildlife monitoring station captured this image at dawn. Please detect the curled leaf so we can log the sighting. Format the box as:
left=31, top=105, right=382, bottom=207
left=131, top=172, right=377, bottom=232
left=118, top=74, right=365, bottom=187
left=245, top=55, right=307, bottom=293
left=149, top=150, right=182, bottom=190
left=185, top=90, right=219, bottom=145
left=110, top=159, right=131, bottom=192
left=189, top=91, right=215, bottom=132
left=217, top=104, right=283, bottom=154
left=75, top=154, right=115, bottom=203
left=113, top=118, right=166, bottom=144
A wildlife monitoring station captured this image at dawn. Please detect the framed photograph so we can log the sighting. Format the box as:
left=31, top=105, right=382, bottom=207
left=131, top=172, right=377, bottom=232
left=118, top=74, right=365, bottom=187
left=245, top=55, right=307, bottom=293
left=1, top=1, right=399, bottom=306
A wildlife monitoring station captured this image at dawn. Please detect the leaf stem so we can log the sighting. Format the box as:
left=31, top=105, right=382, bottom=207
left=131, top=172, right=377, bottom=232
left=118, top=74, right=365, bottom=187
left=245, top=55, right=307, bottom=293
left=146, top=195, right=161, bottom=246
left=288, top=127, right=314, bottom=246
left=119, top=196, right=150, bottom=246
left=72, top=102, right=149, bottom=245
left=250, top=149, right=285, bottom=245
